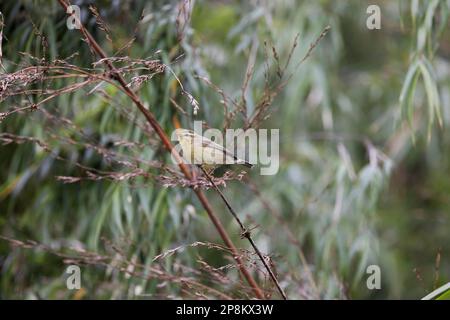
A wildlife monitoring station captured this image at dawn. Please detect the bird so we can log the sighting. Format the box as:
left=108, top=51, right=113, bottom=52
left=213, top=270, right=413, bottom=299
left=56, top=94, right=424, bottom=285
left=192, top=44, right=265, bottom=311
left=174, top=129, right=253, bottom=173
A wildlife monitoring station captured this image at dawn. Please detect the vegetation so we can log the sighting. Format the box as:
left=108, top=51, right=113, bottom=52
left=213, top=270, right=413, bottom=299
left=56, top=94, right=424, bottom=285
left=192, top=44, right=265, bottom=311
left=0, top=0, right=449, bottom=299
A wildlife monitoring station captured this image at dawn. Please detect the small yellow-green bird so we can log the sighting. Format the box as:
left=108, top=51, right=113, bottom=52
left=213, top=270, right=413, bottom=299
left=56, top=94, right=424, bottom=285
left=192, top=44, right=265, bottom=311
left=175, top=129, right=253, bottom=171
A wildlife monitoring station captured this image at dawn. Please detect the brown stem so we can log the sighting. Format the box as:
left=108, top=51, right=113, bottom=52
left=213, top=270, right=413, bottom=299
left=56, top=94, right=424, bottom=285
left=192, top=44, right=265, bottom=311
left=57, top=0, right=264, bottom=299
left=246, top=177, right=320, bottom=298
left=200, top=167, right=288, bottom=300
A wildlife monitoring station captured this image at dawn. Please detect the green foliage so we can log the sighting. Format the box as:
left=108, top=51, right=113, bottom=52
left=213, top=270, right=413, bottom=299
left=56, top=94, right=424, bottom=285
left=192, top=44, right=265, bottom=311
left=0, top=0, right=449, bottom=299
left=422, top=282, right=450, bottom=300
left=399, top=0, right=448, bottom=141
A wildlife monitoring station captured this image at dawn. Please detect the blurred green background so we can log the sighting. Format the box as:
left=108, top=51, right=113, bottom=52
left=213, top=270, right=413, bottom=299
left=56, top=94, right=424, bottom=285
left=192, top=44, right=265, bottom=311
left=0, top=0, right=449, bottom=299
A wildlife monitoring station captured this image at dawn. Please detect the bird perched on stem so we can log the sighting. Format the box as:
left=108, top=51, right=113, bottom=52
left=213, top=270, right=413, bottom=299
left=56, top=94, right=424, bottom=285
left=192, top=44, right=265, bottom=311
left=175, top=129, right=253, bottom=173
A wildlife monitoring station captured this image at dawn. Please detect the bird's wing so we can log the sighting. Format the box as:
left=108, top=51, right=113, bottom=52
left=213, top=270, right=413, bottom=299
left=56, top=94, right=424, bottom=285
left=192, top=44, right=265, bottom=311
left=188, top=131, right=250, bottom=166
left=200, top=136, right=236, bottom=159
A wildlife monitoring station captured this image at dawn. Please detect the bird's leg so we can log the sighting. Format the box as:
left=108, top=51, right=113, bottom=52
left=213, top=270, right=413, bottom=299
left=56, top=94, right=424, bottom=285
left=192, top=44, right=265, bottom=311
left=192, top=165, right=207, bottom=187
left=201, top=164, right=216, bottom=176
left=192, top=165, right=198, bottom=181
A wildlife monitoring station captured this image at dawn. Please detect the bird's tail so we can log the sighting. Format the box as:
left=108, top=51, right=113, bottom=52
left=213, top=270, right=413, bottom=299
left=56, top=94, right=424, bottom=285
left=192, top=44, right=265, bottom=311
left=235, top=158, right=253, bottom=168
left=242, top=162, right=253, bottom=168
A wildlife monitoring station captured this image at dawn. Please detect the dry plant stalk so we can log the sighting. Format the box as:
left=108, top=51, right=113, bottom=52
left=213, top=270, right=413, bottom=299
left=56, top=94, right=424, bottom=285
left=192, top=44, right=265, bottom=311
left=200, top=167, right=287, bottom=299
left=0, top=236, right=237, bottom=299
left=57, top=0, right=265, bottom=299
left=1, top=1, right=329, bottom=299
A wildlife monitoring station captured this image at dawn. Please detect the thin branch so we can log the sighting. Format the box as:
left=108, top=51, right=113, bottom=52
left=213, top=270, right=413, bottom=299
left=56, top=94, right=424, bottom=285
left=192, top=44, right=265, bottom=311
left=200, top=166, right=288, bottom=300
left=246, top=177, right=320, bottom=298
left=57, top=0, right=264, bottom=299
